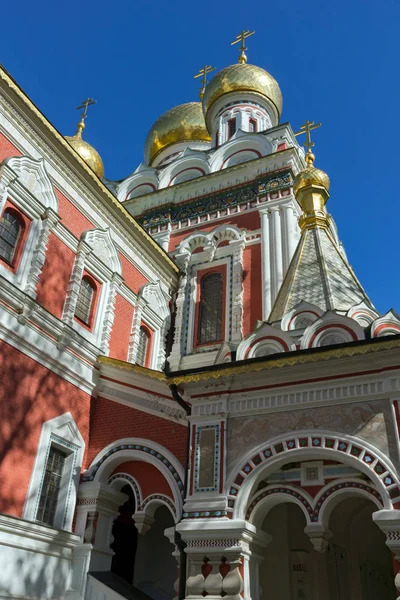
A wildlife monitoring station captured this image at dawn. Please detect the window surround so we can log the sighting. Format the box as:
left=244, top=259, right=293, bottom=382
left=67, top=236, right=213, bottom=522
left=62, top=228, right=123, bottom=353
left=23, top=413, right=85, bottom=531
left=0, top=156, right=59, bottom=297
left=136, top=324, right=152, bottom=367
left=128, top=281, right=170, bottom=370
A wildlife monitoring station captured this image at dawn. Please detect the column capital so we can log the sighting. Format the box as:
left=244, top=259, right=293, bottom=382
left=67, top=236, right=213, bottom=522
left=304, top=523, right=332, bottom=553
left=373, top=509, right=400, bottom=557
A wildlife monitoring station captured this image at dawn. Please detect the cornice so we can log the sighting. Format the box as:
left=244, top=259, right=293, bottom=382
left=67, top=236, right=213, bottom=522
left=0, top=65, right=179, bottom=279
left=167, top=336, right=400, bottom=385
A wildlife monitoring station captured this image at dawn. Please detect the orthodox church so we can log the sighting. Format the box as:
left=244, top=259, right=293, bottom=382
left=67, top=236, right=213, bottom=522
left=1, top=30, right=400, bottom=600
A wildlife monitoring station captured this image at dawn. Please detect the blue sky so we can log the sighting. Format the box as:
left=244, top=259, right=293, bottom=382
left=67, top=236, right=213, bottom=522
left=2, top=0, right=399, bottom=313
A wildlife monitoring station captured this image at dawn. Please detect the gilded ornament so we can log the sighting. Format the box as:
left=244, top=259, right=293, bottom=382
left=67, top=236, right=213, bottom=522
left=144, top=102, right=211, bottom=166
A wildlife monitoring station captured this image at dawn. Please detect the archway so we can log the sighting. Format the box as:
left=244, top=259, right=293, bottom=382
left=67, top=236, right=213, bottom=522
left=110, top=484, right=138, bottom=584
left=134, top=505, right=176, bottom=599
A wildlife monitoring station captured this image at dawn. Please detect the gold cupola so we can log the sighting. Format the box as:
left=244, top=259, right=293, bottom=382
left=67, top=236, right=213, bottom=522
left=144, top=102, right=211, bottom=166
left=65, top=98, right=104, bottom=178
left=202, top=63, right=283, bottom=122
left=293, top=150, right=331, bottom=231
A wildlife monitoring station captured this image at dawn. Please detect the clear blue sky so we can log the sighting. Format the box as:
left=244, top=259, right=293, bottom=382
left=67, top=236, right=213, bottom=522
left=2, top=0, right=399, bottom=314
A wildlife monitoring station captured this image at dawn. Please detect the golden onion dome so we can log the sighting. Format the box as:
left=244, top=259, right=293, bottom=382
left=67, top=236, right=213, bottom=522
left=144, top=102, right=211, bottom=165
left=293, top=152, right=330, bottom=196
left=202, top=63, right=283, bottom=119
left=65, top=120, right=104, bottom=179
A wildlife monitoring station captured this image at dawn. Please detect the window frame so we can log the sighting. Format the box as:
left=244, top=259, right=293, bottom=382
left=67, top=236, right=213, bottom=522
left=135, top=324, right=152, bottom=367
left=227, top=118, right=236, bottom=139
left=23, top=413, right=85, bottom=531
left=74, top=272, right=99, bottom=329
left=0, top=203, right=30, bottom=272
left=196, top=272, right=224, bottom=345
left=192, top=263, right=227, bottom=350
left=249, top=118, right=258, bottom=133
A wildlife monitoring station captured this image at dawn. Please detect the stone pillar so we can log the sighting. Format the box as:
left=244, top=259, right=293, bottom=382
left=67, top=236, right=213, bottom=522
left=230, top=241, right=245, bottom=343
left=177, top=519, right=270, bottom=600
left=169, top=259, right=189, bottom=370
left=259, top=208, right=271, bottom=320
left=270, top=206, right=284, bottom=306
left=74, top=482, right=128, bottom=572
left=373, top=509, right=400, bottom=599
left=282, top=203, right=299, bottom=272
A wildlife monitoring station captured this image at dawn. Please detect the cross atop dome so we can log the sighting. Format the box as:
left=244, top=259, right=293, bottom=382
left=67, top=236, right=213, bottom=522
left=231, top=29, right=255, bottom=64
left=194, top=65, right=216, bottom=99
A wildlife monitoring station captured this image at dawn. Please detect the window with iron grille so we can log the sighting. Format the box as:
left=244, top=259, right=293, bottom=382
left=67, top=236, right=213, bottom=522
left=228, top=118, right=236, bottom=139
left=198, top=273, right=223, bottom=344
left=136, top=326, right=149, bottom=366
left=0, top=210, right=22, bottom=264
left=36, top=446, right=67, bottom=526
left=75, top=276, right=95, bottom=324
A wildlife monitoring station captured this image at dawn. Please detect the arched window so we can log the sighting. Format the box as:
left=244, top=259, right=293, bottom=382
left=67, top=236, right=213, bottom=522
left=0, top=209, right=22, bottom=265
left=136, top=326, right=149, bottom=366
left=198, top=273, right=223, bottom=344
left=75, top=276, right=95, bottom=325
left=228, top=118, right=236, bottom=139
left=249, top=118, right=257, bottom=133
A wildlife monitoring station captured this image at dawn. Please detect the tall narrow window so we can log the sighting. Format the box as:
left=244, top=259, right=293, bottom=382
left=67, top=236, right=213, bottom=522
left=198, top=273, right=223, bottom=344
left=36, top=446, right=67, bottom=526
left=75, top=276, right=95, bottom=324
left=227, top=118, right=236, bottom=139
left=249, top=118, right=257, bottom=133
left=136, top=326, right=149, bottom=366
left=215, top=129, right=219, bottom=148
left=0, top=210, right=22, bottom=265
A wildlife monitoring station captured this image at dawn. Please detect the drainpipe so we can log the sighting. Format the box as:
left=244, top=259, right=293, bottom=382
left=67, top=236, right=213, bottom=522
left=169, top=383, right=191, bottom=600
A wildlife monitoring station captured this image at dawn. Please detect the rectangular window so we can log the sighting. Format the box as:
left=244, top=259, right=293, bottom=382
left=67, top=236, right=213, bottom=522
left=36, top=446, right=67, bottom=526
left=228, top=118, right=236, bottom=139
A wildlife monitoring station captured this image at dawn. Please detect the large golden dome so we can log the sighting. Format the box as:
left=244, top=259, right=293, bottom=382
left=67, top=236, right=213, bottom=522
left=202, top=63, right=283, bottom=118
left=65, top=121, right=104, bottom=178
left=144, top=102, right=211, bottom=165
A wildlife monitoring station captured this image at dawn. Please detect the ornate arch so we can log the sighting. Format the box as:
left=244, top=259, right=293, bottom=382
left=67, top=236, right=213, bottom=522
left=107, top=472, right=143, bottom=510
left=246, top=479, right=383, bottom=527
left=227, top=431, right=399, bottom=519
left=83, top=438, right=185, bottom=518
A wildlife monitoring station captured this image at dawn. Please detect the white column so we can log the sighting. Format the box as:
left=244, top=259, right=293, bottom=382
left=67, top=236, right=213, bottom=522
left=270, top=206, right=284, bottom=308
left=259, top=209, right=272, bottom=320
left=282, top=204, right=299, bottom=273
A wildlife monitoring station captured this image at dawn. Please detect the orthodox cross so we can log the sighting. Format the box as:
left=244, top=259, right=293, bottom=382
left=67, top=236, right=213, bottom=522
left=295, top=120, right=322, bottom=153
left=194, top=65, right=216, bottom=99
left=76, top=98, right=97, bottom=121
left=231, top=29, right=255, bottom=64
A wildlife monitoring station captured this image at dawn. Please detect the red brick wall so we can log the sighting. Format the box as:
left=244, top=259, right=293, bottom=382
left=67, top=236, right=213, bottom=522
left=119, top=253, right=148, bottom=293
left=36, top=233, right=75, bottom=319
left=0, top=341, right=91, bottom=517
left=109, top=294, right=135, bottom=361
left=89, top=396, right=188, bottom=467
left=55, top=188, right=95, bottom=239
left=111, top=461, right=173, bottom=500
left=242, top=244, right=262, bottom=337
left=0, top=132, right=22, bottom=161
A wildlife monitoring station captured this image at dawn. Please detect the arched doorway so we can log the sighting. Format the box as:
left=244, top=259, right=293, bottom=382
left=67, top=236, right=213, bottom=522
left=258, top=497, right=395, bottom=599
left=134, top=505, right=176, bottom=599
left=110, top=484, right=138, bottom=584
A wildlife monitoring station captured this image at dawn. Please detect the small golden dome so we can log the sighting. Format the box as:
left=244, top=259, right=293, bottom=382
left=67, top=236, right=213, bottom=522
left=65, top=120, right=104, bottom=178
left=202, top=63, right=282, bottom=119
left=293, top=152, right=330, bottom=196
left=144, top=102, right=211, bottom=165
